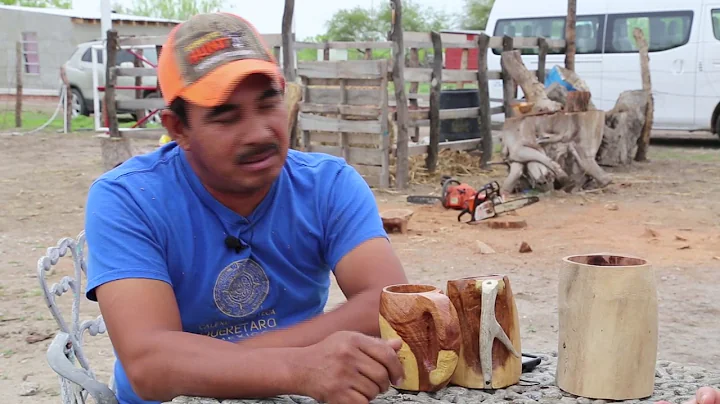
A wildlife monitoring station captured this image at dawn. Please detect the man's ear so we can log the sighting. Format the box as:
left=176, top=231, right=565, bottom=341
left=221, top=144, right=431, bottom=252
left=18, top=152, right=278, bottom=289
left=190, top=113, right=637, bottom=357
left=160, top=109, right=190, bottom=150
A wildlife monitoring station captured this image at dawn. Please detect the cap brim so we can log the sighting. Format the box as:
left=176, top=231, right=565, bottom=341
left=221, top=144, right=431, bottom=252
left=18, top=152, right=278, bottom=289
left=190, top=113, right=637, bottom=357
left=178, top=59, right=282, bottom=107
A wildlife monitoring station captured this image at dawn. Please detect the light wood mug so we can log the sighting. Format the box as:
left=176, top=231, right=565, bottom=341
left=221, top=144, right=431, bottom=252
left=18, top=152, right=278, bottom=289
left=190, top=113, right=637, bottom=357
left=378, top=284, right=461, bottom=392
left=557, top=253, right=658, bottom=400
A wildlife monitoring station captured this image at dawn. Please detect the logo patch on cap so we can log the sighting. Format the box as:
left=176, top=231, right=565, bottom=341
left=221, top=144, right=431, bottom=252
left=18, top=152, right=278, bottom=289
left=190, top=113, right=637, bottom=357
left=172, top=13, right=273, bottom=85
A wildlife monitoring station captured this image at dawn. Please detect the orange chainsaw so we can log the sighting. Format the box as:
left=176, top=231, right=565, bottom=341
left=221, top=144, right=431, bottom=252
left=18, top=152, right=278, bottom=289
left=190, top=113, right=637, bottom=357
left=457, top=181, right=539, bottom=224
left=406, top=176, right=478, bottom=210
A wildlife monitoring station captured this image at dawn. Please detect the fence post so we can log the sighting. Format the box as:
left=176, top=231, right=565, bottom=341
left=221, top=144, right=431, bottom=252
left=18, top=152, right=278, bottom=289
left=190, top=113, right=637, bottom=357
left=105, top=30, right=119, bottom=138
left=389, top=0, right=409, bottom=189
left=409, top=47, right=420, bottom=142
left=15, top=41, right=23, bottom=128
left=60, top=66, right=72, bottom=133
left=426, top=32, right=442, bottom=173
left=565, top=0, right=577, bottom=71
left=501, top=35, right=515, bottom=118
left=133, top=48, right=146, bottom=128
left=476, top=34, right=492, bottom=168
left=281, top=0, right=296, bottom=81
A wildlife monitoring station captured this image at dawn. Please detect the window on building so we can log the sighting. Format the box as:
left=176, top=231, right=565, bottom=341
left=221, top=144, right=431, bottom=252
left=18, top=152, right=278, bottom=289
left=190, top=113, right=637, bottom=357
left=605, top=11, right=693, bottom=53
left=22, top=32, right=40, bottom=74
left=712, top=9, right=720, bottom=40
left=493, top=15, right=605, bottom=55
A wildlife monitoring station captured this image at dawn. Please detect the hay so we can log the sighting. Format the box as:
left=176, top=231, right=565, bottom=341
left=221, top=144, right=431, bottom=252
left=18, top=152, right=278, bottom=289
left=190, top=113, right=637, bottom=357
left=389, top=148, right=507, bottom=186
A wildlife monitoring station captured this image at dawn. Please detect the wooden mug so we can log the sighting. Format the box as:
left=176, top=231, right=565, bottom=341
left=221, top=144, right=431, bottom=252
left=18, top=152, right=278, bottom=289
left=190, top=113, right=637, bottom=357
left=557, top=253, right=658, bottom=400
left=446, top=275, right=522, bottom=389
left=379, top=284, right=461, bottom=392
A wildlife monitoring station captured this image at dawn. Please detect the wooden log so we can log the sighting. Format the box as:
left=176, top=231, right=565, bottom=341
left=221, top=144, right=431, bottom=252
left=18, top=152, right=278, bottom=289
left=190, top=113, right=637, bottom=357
left=426, top=31, right=442, bottom=173
left=557, top=253, right=658, bottom=400
left=446, top=275, right=521, bottom=389
left=565, top=91, right=591, bottom=112
left=501, top=50, right=562, bottom=115
left=379, top=284, right=461, bottom=392
left=554, top=67, right=597, bottom=110
left=409, top=47, right=420, bottom=142
left=380, top=208, right=413, bottom=234
left=596, top=90, right=649, bottom=167
left=633, top=27, right=653, bottom=162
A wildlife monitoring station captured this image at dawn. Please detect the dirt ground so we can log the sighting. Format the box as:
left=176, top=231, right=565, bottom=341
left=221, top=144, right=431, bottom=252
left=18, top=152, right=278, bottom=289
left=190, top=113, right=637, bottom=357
left=0, top=132, right=719, bottom=403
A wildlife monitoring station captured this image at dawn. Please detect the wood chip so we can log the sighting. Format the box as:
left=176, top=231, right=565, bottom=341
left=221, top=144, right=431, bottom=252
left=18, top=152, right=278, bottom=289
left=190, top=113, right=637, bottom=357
left=519, top=241, right=533, bottom=253
left=475, top=241, right=496, bottom=254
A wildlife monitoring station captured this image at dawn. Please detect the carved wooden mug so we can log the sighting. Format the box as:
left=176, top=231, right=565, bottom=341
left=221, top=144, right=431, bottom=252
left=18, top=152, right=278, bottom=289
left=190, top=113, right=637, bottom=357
left=379, top=284, right=462, bottom=392
left=446, top=275, right=522, bottom=389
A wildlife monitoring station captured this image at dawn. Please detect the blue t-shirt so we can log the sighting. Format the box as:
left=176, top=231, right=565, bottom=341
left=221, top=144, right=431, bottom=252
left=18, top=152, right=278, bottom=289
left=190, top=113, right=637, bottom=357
left=84, top=142, right=388, bottom=404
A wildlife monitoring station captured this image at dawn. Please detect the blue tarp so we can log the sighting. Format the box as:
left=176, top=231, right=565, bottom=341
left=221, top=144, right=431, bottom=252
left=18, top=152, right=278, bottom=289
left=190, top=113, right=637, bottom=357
left=544, top=66, right=576, bottom=92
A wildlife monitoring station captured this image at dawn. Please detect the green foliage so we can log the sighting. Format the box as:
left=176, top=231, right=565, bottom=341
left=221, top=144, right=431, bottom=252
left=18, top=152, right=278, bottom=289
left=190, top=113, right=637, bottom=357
left=112, top=0, right=225, bottom=20
left=457, top=0, right=494, bottom=31
left=1, top=0, right=71, bottom=8
left=322, top=0, right=452, bottom=42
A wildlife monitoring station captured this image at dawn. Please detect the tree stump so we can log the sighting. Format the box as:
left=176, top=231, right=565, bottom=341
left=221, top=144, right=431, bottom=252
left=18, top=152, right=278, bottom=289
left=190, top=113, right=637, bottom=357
left=100, top=136, right=133, bottom=171
left=557, top=253, right=658, bottom=400
left=380, top=208, right=414, bottom=234
left=596, top=90, right=649, bottom=167
left=499, top=50, right=612, bottom=193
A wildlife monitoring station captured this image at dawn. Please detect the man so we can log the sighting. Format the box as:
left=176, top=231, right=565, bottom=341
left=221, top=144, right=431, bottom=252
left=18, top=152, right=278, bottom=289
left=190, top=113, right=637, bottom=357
left=84, top=12, right=407, bottom=404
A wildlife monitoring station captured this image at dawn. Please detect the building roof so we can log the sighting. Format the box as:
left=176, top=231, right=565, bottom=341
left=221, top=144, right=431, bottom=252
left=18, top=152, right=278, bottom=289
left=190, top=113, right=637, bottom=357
left=0, top=4, right=183, bottom=24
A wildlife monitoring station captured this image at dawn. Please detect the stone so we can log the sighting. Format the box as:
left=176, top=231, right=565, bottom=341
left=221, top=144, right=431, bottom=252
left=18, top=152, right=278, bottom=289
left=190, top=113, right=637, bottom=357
left=162, top=354, right=720, bottom=404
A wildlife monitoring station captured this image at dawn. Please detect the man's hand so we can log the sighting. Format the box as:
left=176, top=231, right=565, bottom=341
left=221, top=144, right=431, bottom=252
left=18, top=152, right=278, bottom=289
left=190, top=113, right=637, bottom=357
left=657, top=387, right=720, bottom=404
left=292, top=331, right=405, bottom=404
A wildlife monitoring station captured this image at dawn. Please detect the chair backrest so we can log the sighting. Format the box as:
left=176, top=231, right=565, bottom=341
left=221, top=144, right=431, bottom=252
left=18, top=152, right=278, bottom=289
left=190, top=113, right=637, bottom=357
left=37, top=230, right=116, bottom=403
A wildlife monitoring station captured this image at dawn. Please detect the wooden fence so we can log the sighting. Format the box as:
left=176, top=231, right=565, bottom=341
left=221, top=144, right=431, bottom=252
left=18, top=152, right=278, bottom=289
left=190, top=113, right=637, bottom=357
left=103, top=31, right=564, bottom=188
left=297, top=60, right=390, bottom=187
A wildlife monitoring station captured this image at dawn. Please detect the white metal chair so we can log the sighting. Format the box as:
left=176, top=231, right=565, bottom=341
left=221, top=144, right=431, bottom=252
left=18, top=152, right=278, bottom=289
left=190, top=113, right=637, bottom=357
left=37, top=230, right=118, bottom=404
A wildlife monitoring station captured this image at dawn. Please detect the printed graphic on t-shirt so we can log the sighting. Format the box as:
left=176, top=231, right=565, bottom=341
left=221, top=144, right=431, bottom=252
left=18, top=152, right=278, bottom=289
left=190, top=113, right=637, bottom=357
left=213, top=258, right=269, bottom=318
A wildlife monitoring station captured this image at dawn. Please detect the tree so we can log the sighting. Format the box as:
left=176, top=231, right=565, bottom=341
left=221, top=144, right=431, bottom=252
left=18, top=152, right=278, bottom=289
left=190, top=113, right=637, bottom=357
left=113, top=0, right=226, bottom=20
left=322, top=0, right=452, bottom=42
left=457, top=0, right=494, bottom=31
left=1, top=0, right=71, bottom=7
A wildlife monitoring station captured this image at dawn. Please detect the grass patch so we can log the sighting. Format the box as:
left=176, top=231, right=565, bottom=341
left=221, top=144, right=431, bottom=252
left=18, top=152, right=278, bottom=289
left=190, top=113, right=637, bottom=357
left=0, top=110, right=161, bottom=132
left=650, top=147, right=720, bottom=163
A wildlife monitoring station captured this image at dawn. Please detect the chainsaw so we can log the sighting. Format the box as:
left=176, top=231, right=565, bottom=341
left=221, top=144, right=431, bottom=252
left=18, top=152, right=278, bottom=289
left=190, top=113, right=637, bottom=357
left=406, top=176, right=478, bottom=210
left=457, top=181, right=539, bottom=224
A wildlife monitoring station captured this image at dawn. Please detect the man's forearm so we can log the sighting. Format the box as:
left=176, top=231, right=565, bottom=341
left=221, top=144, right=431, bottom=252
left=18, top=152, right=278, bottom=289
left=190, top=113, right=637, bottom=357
left=127, top=331, right=302, bottom=401
left=237, top=289, right=382, bottom=349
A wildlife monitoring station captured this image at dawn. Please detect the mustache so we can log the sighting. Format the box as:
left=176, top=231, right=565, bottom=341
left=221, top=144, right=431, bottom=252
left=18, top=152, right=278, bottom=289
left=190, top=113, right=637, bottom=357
left=234, top=143, right=279, bottom=164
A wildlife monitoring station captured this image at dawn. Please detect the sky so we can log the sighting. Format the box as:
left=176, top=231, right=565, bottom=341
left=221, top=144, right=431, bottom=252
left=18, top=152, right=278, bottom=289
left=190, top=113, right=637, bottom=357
left=70, top=0, right=466, bottom=40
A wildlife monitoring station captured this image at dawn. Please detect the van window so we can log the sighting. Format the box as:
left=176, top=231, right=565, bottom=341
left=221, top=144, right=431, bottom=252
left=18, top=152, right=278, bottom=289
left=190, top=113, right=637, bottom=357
left=492, top=15, right=605, bottom=55
left=712, top=9, right=720, bottom=40
left=605, top=11, right=693, bottom=53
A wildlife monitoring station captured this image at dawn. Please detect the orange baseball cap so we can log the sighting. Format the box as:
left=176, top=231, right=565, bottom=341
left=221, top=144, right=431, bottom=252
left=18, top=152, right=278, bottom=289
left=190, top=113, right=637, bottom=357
left=157, top=12, right=284, bottom=107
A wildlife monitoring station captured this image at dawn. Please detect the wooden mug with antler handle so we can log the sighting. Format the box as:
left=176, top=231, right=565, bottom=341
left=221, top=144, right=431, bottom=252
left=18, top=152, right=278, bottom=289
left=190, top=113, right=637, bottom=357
left=446, top=275, right=522, bottom=389
left=379, top=284, right=461, bottom=392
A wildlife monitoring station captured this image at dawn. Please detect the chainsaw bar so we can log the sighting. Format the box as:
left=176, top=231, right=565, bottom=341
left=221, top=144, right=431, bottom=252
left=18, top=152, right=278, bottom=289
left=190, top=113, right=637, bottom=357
left=493, top=196, right=540, bottom=215
left=406, top=195, right=443, bottom=205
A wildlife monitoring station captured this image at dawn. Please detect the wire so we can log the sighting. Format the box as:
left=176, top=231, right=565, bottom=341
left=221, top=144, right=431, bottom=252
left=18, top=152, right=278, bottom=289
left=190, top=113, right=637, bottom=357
left=8, top=85, right=67, bottom=136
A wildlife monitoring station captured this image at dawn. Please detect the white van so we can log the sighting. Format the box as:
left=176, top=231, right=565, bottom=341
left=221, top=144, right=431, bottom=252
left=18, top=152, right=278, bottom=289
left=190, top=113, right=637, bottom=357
left=485, top=0, right=720, bottom=135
